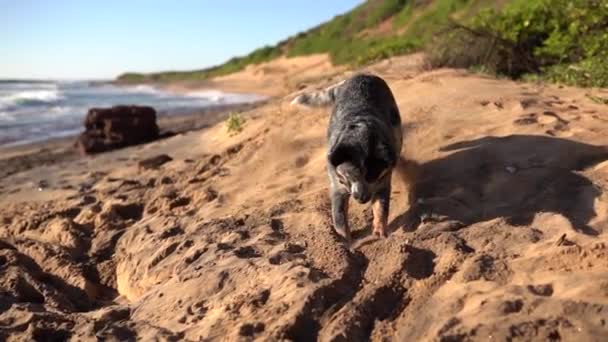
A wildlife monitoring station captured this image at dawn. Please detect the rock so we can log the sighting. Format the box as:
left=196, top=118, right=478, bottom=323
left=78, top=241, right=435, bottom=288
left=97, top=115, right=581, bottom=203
left=204, top=187, right=218, bottom=202
left=75, top=105, right=159, bottom=154
left=138, top=154, right=173, bottom=170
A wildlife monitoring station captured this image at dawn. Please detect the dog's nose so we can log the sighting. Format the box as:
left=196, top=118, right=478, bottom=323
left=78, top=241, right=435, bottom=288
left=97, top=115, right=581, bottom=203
left=351, top=182, right=370, bottom=204
left=355, top=193, right=371, bottom=204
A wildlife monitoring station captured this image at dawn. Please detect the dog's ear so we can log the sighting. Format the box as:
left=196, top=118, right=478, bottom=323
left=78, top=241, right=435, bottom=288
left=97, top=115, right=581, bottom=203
left=389, top=107, right=401, bottom=126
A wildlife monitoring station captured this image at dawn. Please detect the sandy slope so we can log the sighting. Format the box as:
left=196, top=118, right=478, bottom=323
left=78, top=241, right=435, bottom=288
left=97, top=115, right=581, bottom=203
left=1, top=54, right=608, bottom=341
left=162, top=54, right=346, bottom=97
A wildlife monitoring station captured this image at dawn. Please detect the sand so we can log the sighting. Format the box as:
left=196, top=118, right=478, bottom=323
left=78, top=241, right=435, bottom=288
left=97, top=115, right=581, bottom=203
left=1, top=53, right=608, bottom=341
left=160, top=54, right=347, bottom=97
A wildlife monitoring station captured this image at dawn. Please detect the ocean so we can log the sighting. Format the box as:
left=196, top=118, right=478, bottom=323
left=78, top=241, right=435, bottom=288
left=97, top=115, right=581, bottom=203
left=0, top=80, right=264, bottom=147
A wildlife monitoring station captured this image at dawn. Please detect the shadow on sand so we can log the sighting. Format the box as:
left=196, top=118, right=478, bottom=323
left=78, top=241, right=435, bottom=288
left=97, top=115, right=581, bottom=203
left=388, top=134, right=608, bottom=237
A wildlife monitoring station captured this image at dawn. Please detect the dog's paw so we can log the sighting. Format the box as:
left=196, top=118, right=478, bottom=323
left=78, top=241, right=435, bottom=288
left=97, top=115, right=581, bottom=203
left=372, top=228, right=388, bottom=238
left=333, top=225, right=351, bottom=241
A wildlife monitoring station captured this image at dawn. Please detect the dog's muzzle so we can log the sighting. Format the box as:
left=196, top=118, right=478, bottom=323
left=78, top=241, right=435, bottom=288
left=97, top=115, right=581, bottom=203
left=351, top=182, right=371, bottom=204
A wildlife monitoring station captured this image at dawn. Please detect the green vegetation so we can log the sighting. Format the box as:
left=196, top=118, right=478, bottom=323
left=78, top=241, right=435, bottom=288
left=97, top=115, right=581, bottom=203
left=284, top=0, right=489, bottom=66
left=225, top=112, right=245, bottom=135
left=119, top=45, right=281, bottom=83
left=118, top=0, right=608, bottom=88
left=392, top=2, right=414, bottom=28
left=429, top=0, right=608, bottom=87
left=118, top=0, right=494, bottom=83
left=286, top=0, right=419, bottom=66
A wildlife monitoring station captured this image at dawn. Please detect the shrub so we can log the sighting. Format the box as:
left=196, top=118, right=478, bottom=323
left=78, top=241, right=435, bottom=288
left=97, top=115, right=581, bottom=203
left=225, top=112, right=245, bottom=135
left=543, top=56, right=608, bottom=88
left=427, top=0, right=608, bottom=87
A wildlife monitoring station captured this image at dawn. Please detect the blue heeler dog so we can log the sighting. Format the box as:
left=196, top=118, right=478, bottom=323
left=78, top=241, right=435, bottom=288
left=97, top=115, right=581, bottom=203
left=292, top=73, right=412, bottom=245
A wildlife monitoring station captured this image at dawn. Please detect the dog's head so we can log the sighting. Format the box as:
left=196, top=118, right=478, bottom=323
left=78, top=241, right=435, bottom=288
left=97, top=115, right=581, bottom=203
left=329, top=121, right=395, bottom=204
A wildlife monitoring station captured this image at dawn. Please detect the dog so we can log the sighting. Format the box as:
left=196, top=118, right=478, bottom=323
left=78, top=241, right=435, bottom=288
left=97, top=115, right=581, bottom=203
left=292, top=73, right=409, bottom=244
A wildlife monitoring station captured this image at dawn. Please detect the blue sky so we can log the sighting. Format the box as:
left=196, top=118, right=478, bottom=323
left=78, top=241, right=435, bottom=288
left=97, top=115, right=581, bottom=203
left=1, top=0, right=361, bottom=80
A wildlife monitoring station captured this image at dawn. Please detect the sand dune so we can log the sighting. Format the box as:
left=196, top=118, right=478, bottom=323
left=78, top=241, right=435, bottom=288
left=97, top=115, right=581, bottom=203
left=163, top=54, right=346, bottom=97
left=1, top=54, right=608, bottom=341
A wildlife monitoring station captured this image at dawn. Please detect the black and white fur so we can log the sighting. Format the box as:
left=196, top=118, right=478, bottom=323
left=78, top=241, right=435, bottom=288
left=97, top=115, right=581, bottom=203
left=292, top=74, right=403, bottom=243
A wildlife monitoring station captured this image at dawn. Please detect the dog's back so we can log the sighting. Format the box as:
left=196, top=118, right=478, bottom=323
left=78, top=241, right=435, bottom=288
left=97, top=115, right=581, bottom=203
left=292, top=74, right=400, bottom=125
left=329, top=74, right=401, bottom=137
left=327, top=74, right=403, bottom=167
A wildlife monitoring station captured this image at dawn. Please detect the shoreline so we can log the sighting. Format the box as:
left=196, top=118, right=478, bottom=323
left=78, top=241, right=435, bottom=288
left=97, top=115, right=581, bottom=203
left=114, top=54, right=348, bottom=98
left=0, top=100, right=267, bottom=181
left=0, top=78, right=269, bottom=150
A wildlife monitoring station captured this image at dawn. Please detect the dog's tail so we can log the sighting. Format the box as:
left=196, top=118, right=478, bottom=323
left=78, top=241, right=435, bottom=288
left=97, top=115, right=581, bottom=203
left=290, top=79, right=346, bottom=107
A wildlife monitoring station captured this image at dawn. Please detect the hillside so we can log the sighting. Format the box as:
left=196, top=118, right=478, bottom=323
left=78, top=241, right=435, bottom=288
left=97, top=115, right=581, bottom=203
left=117, top=0, right=608, bottom=89
left=116, top=0, right=501, bottom=83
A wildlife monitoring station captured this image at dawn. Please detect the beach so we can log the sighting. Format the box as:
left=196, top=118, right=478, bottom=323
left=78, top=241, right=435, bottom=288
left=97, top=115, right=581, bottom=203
left=0, top=77, right=267, bottom=188
left=1, top=53, right=608, bottom=340
left=0, top=79, right=265, bottom=147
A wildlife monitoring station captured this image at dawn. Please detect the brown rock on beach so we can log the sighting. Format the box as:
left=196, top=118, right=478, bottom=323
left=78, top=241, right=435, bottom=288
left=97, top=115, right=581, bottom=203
left=75, top=105, right=159, bottom=155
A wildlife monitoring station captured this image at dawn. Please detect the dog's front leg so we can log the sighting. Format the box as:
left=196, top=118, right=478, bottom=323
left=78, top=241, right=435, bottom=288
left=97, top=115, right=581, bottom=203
left=330, top=189, right=351, bottom=242
left=372, top=186, right=390, bottom=237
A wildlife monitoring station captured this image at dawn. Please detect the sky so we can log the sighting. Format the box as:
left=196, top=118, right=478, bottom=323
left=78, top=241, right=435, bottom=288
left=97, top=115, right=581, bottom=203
left=0, top=0, right=362, bottom=80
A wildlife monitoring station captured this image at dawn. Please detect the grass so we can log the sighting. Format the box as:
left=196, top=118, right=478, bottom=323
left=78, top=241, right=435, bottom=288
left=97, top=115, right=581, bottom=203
left=285, top=0, right=486, bottom=67
left=225, top=112, right=246, bottom=135
left=118, top=0, right=492, bottom=83
left=118, top=0, right=608, bottom=88
left=427, top=0, right=608, bottom=87
left=392, top=2, right=414, bottom=28
left=118, top=45, right=282, bottom=83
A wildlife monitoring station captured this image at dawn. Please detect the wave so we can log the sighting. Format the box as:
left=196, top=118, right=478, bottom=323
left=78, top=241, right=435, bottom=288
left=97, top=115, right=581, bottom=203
left=0, top=111, right=15, bottom=121
left=185, top=90, right=266, bottom=104
left=0, top=89, right=64, bottom=109
left=0, top=80, right=57, bottom=89
left=120, top=86, right=266, bottom=104
left=0, top=81, right=266, bottom=147
left=124, top=84, right=163, bottom=95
